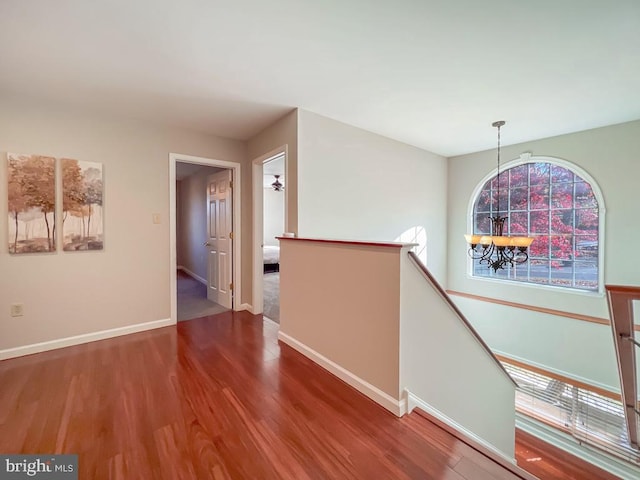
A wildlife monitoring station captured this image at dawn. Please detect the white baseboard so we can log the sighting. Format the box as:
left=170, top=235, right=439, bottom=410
left=263, top=316, right=279, bottom=328
left=239, top=303, right=254, bottom=313
left=0, top=318, right=175, bottom=360
left=406, top=391, right=516, bottom=464
left=517, top=414, right=640, bottom=480
left=277, top=331, right=405, bottom=417
left=178, top=265, right=207, bottom=285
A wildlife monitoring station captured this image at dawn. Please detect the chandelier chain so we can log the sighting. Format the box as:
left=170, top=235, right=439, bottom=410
left=496, top=122, right=501, bottom=214
left=464, top=120, right=534, bottom=272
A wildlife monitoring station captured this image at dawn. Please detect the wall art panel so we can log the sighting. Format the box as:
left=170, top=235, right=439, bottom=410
left=62, top=158, right=104, bottom=251
left=7, top=153, right=56, bottom=254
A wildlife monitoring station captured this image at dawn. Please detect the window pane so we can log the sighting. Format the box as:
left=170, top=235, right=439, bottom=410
left=530, top=211, right=549, bottom=234
left=576, top=235, right=598, bottom=260
left=575, top=182, right=597, bottom=208
left=551, top=210, right=573, bottom=234
left=551, top=183, right=573, bottom=209
left=529, top=236, right=549, bottom=258
left=490, top=174, right=508, bottom=190
left=513, top=262, right=529, bottom=281
left=550, top=235, right=573, bottom=260
left=510, top=187, right=528, bottom=210
left=550, top=276, right=572, bottom=288
left=575, top=262, right=598, bottom=290
left=474, top=213, right=491, bottom=234
left=476, top=188, right=492, bottom=212
left=530, top=163, right=550, bottom=185
left=494, top=267, right=510, bottom=280
left=473, top=260, right=484, bottom=276
left=496, top=189, right=508, bottom=211
left=551, top=165, right=574, bottom=183
left=529, top=259, right=550, bottom=284
left=530, top=185, right=549, bottom=209
left=510, top=212, right=528, bottom=235
left=509, top=165, right=528, bottom=188
left=576, top=208, right=598, bottom=232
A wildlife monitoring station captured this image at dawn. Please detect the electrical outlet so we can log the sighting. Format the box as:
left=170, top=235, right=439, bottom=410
left=10, top=304, right=24, bottom=317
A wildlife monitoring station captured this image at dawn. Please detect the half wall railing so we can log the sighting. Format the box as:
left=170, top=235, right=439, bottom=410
left=606, top=284, right=640, bottom=450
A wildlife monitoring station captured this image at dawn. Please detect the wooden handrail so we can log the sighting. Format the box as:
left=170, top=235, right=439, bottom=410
left=277, top=236, right=416, bottom=249
left=496, top=354, right=620, bottom=402
left=605, top=284, right=640, bottom=448
left=447, top=290, right=612, bottom=327
left=407, top=252, right=517, bottom=388
left=606, top=285, right=640, bottom=295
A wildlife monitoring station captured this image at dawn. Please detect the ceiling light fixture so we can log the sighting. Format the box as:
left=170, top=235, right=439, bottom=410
left=464, top=121, right=534, bottom=272
left=271, top=175, right=283, bottom=191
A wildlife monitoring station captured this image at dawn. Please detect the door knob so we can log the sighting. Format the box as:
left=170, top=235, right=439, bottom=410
left=204, top=242, right=212, bottom=247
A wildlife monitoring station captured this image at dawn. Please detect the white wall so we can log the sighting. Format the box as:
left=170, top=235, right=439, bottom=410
left=263, top=188, right=284, bottom=246
left=246, top=109, right=298, bottom=305
left=297, top=110, right=448, bottom=283
left=400, top=254, right=516, bottom=459
left=0, top=95, right=244, bottom=352
left=447, top=120, right=640, bottom=390
left=453, top=296, right=620, bottom=391
left=177, top=166, right=223, bottom=280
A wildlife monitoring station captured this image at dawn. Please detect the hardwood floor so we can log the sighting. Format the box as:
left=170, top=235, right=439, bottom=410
left=0, top=311, right=620, bottom=479
left=515, top=429, right=620, bottom=480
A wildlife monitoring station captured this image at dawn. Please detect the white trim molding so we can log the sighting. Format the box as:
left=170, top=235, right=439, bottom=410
left=169, top=153, right=243, bottom=322
left=252, top=145, right=288, bottom=315
left=177, top=265, right=207, bottom=285
left=239, top=303, right=254, bottom=313
left=278, top=331, right=405, bottom=417
left=0, top=318, right=174, bottom=361
left=405, top=390, right=517, bottom=465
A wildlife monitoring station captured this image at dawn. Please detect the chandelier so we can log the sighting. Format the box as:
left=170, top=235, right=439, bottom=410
left=465, top=121, right=534, bottom=272
left=271, top=175, right=283, bottom=191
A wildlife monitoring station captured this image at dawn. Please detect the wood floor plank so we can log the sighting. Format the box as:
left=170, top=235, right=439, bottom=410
left=515, top=429, right=620, bottom=480
left=0, top=310, right=617, bottom=479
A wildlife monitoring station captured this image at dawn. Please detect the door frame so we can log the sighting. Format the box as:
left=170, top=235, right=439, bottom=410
left=169, top=153, right=242, bottom=323
left=252, top=145, right=288, bottom=314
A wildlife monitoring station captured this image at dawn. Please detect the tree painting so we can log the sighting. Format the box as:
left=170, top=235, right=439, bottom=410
left=7, top=153, right=56, bottom=254
left=62, top=159, right=104, bottom=251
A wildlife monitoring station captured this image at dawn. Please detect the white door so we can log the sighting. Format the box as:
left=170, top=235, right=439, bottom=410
left=206, top=170, right=233, bottom=309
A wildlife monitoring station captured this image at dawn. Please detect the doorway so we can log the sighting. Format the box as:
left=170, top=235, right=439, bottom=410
left=252, top=146, right=287, bottom=323
left=262, top=155, right=285, bottom=322
left=169, top=154, right=242, bottom=324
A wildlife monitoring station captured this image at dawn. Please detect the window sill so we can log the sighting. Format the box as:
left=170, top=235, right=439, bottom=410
left=464, top=273, right=605, bottom=298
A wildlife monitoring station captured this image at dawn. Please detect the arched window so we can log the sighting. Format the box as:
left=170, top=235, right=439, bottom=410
left=470, top=158, right=602, bottom=291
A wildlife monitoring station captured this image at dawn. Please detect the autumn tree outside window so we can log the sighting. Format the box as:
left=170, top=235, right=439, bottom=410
left=470, top=159, right=602, bottom=291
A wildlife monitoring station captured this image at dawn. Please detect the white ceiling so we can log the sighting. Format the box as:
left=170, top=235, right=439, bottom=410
left=1, top=1, right=638, bottom=156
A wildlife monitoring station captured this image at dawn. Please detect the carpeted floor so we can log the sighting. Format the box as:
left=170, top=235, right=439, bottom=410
left=263, top=272, right=280, bottom=323
left=177, top=270, right=228, bottom=321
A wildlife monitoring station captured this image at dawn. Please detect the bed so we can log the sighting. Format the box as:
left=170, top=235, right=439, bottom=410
left=263, top=245, right=280, bottom=273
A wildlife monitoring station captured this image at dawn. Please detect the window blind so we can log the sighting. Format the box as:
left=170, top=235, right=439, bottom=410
left=503, top=362, right=639, bottom=464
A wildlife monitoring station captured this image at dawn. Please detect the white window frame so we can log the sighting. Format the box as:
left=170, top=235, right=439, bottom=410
left=466, top=153, right=606, bottom=295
